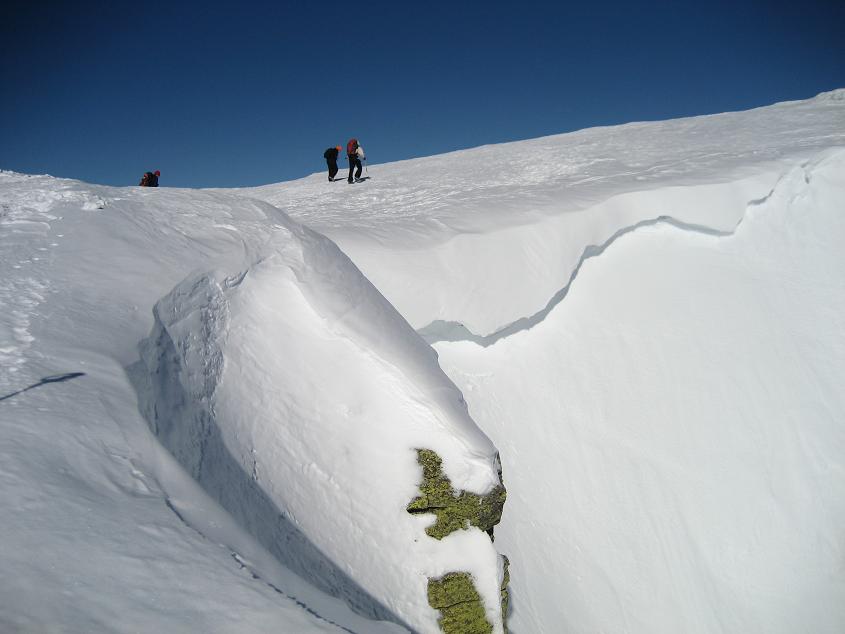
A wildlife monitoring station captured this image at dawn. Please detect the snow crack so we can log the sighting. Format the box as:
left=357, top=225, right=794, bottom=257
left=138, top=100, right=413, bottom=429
left=418, top=215, right=738, bottom=347
left=162, top=496, right=357, bottom=634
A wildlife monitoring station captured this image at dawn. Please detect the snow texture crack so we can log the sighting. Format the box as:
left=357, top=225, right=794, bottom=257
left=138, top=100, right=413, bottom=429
left=162, top=496, right=358, bottom=634
left=417, top=213, right=746, bottom=348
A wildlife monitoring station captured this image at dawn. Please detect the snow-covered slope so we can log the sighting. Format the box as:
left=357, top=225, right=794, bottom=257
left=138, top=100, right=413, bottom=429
left=437, top=148, right=845, bottom=633
left=243, top=89, right=845, bottom=337
left=133, top=218, right=506, bottom=632
left=239, top=89, right=845, bottom=632
left=2, top=89, right=844, bottom=633
left=1, top=180, right=503, bottom=633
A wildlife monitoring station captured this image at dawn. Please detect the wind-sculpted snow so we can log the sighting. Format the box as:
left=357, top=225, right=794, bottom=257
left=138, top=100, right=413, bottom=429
left=135, top=223, right=508, bottom=633
left=3, top=90, right=845, bottom=633
left=435, top=148, right=845, bottom=633
left=418, top=214, right=737, bottom=346
left=241, top=90, right=845, bottom=336
left=0, top=178, right=423, bottom=632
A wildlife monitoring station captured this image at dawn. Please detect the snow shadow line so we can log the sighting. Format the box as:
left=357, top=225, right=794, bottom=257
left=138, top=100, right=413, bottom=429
left=418, top=215, right=738, bottom=348
left=127, top=345, right=412, bottom=633
left=161, top=494, right=358, bottom=634
left=0, top=372, right=86, bottom=403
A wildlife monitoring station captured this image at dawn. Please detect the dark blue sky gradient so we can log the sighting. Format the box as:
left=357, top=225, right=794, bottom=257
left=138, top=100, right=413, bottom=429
left=2, top=0, right=843, bottom=188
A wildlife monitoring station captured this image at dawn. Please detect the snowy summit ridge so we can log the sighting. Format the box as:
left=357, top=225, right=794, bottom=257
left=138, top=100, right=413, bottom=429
left=2, top=90, right=845, bottom=633
left=243, top=88, right=845, bottom=337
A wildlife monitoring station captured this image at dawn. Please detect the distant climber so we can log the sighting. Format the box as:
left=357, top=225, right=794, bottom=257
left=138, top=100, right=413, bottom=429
left=139, top=170, right=160, bottom=187
left=346, top=138, right=365, bottom=183
left=324, top=146, right=341, bottom=181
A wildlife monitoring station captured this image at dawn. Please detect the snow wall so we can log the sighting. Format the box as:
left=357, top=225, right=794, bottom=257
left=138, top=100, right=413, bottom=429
left=135, top=221, right=509, bottom=633
left=240, top=92, right=845, bottom=632
left=245, top=90, right=845, bottom=340
left=435, top=148, right=845, bottom=633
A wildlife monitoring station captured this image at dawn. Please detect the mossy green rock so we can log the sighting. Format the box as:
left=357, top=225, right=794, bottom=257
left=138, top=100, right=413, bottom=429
left=500, top=555, right=510, bottom=627
left=428, top=573, right=493, bottom=634
left=406, top=448, right=506, bottom=540
left=409, top=449, right=510, bottom=632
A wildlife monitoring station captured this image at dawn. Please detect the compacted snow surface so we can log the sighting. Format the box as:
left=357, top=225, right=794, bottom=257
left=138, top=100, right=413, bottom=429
left=2, top=90, right=845, bottom=633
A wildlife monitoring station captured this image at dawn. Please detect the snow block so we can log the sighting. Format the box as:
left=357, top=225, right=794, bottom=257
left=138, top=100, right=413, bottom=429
left=135, top=221, right=508, bottom=632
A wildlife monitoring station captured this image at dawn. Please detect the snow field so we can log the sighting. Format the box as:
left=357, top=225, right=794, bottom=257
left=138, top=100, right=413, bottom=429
left=0, top=178, right=422, bottom=632
left=2, top=89, right=844, bottom=633
left=243, top=90, right=845, bottom=337
left=435, top=149, right=845, bottom=633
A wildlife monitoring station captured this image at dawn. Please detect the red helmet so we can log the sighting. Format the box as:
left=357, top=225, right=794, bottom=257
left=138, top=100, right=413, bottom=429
left=154, top=170, right=160, bottom=176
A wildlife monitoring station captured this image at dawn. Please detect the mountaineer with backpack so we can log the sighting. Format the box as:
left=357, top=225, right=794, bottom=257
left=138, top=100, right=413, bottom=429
left=346, top=138, right=365, bottom=183
left=323, top=145, right=341, bottom=181
left=139, top=170, right=160, bottom=187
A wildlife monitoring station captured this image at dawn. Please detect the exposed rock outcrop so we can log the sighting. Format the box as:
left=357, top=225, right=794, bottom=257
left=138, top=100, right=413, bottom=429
left=428, top=572, right=492, bottom=634
left=407, top=448, right=509, bottom=632
left=407, top=448, right=506, bottom=540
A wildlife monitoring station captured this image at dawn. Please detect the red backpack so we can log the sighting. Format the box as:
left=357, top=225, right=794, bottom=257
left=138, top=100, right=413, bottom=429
left=346, top=138, right=358, bottom=156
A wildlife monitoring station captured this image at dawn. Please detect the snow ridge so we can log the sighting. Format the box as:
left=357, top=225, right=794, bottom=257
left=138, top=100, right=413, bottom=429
left=134, top=272, right=407, bottom=627
left=134, top=224, right=507, bottom=632
left=242, top=89, right=844, bottom=337
left=417, top=150, right=830, bottom=347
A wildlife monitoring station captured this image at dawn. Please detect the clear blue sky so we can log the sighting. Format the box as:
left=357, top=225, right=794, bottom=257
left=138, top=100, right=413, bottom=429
left=2, top=0, right=843, bottom=188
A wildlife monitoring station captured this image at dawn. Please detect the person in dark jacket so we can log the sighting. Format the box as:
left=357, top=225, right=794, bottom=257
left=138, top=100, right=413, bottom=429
left=139, top=170, right=160, bottom=187
left=346, top=138, right=364, bottom=183
left=323, top=146, right=341, bottom=181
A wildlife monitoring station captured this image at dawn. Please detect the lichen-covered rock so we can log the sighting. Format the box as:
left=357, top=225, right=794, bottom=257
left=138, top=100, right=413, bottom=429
left=408, top=448, right=510, bottom=632
left=406, top=448, right=506, bottom=539
left=499, top=555, right=510, bottom=629
left=428, top=572, right=493, bottom=634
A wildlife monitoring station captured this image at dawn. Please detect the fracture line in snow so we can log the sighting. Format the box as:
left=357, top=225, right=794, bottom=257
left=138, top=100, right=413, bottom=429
left=229, top=553, right=358, bottom=634
left=162, top=497, right=358, bottom=634
left=418, top=214, right=745, bottom=348
left=419, top=155, right=832, bottom=348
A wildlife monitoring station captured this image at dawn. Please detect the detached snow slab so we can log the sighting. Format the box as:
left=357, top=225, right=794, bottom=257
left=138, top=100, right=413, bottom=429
left=136, top=222, right=508, bottom=633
